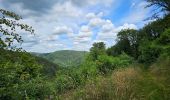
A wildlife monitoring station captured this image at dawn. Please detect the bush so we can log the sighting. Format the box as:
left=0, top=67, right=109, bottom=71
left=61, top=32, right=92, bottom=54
left=79, top=61, right=98, bottom=80
left=158, top=28, right=170, bottom=45
left=118, top=52, right=134, bottom=67
left=96, top=54, right=133, bottom=74
left=55, top=75, right=74, bottom=94
left=138, top=41, right=162, bottom=65
left=17, top=77, right=55, bottom=100
left=96, top=55, right=115, bottom=74
left=0, top=50, right=45, bottom=99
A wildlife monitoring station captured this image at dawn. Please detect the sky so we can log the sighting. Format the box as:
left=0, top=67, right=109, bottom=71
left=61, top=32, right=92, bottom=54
left=0, top=0, right=153, bottom=53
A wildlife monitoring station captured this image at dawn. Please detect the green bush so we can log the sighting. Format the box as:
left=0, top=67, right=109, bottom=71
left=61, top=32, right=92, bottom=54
left=0, top=50, right=46, bottom=99
left=96, top=54, right=133, bottom=74
left=158, top=28, right=170, bottom=45
left=96, top=55, right=115, bottom=74
left=79, top=61, right=98, bottom=80
left=138, top=41, right=162, bottom=65
left=118, top=52, right=134, bottom=67
left=55, top=75, right=74, bottom=94
left=17, top=77, right=55, bottom=100
left=68, top=70, right=84, bottom=88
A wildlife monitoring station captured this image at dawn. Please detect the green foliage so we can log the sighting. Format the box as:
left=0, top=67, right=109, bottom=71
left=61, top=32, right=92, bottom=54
left=157, top=28, right=170, bottom=57
left=107, top=45, right=121, bottom=56
left=109, top=29, right=139, bottom=58
left=0, top=9, right=34, bottom=50
left=45, top=49, right=133, bottom=96
left=139, top=15, right=170, bottom=41
left=96, top=53, right=133, bottom=75
left=96, top=55, right=115, bottom=74
left=38, top=50, right=87, bottom=67
left=0, top=49, right=49, bottom=99
left=0, top=9, right=53, bottom=99
left=61, top=59, right=170, bottom=100
left=54, top=67, right=83, bottom=94
left=35, top=56, right=59, bottom=77
left=1, top=3, right=170, bottom=99
left=138, top=41, right=162, bottom=65
left=14, top=77, right=55, bottom=100
left=79, top=61, right=98, bottom=79
left=158, top=28, right=170, bottom=45
left=107, top=15, right=170, bottom=65
left=137, top=26, right=170, bottom=65
left=89, top=42, right=106, bottom=61
left=55, top=74, right=74, bottom=94
left=118, top=52, right=134, bottom=66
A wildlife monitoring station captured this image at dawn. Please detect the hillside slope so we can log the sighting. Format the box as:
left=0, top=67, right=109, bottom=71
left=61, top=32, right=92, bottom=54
left=34, top=56, right=60, bottom=77
left=37, top=50, right=88, bottom=67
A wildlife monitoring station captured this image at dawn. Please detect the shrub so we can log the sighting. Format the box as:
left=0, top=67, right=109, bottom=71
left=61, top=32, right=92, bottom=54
left=118, top=52, right=134, bottom=67
left=138, top=41, right=162, bottom=65
left=0, top=51, right=45, bottom=99
left=55, top=75, right=74, bottom=94
left=158, top=28, right=170, bottom=45
left=96, top=55, right=115, bottom=74
left=96, top=54, right=133, bottom=74
left=79, top=61, right=98, bottom=80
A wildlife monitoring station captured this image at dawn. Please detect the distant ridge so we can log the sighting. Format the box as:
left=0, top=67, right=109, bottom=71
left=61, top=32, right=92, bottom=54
left=32, top=50, right=88, bottom=67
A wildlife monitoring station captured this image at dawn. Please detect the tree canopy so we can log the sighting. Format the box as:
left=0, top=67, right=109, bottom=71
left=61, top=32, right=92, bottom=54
left=89, top=42, right=106, bottom=61
left=146, top=0, right=170, bottom=18
left=0, top=9, right=34, bottom=50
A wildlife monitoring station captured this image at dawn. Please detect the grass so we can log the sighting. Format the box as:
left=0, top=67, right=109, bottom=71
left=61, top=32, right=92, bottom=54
left=59, top=59, right=170, bottom=100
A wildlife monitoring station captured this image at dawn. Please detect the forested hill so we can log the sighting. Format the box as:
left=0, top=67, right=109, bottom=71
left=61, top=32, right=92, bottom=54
left=1, top=0, right=170, bottom=99
left=32, top=50, right=88, bottom=67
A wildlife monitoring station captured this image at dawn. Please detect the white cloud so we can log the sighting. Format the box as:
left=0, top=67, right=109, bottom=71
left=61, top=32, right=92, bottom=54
left=87, top=12, right=106, bottom=27
left=86, top=13, right=96, bottom=19
left=101, top=20, right=115, bottom=32
left=68, top=12, right=138, bottom=51
left=69, top=25, right=92, bottom=44
left=80, top=25, right=90, bottom=32
left=0, top=0, right=143, bottom=52
left=117, top=23, right=137, bottom=31
left=89, top=17, right=105, bottom=27
left=85, top=12, right=137, bottom=41
left=53, top=26, right=73, bottom=35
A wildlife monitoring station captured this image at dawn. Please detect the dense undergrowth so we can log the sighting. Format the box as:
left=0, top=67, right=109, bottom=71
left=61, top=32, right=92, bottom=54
left=60, top=57, right=170, bottom=100
left=1, top=1, right=170, bottom=99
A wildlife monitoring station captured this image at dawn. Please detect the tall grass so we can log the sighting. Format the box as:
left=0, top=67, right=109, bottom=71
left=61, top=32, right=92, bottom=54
left=60, top=67, right=141, bottom=100
left=60, top=59, right=170, bottom=100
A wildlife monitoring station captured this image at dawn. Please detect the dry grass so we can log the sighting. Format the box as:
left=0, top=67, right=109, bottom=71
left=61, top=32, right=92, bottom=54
left=61, top=67, right=142, bottom=100
left=110, top=68, right=141, bottom=100
left=60, top=61, right=170, bottom=100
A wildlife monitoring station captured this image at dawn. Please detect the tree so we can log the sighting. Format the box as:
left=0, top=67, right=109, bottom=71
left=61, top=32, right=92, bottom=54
left=146, top=0, right=170, bottom=18
left=0, top=9, right=34, bottom=50
left=107, top=45, right=121, bottom=56
left=0, top=9, right=48, bottom=99
left=157, top=28, right=170, bottom=56
left=158, top=28, right=170, bottom=45
left=137, top=15, right=170, bottom=64
left=139, top=15, right=170, bottom=41
left=89, top=42, right=106, bottom=61
left=138, top=40, right=162, bottom=65
left=116, top=29, right=139, bottom=58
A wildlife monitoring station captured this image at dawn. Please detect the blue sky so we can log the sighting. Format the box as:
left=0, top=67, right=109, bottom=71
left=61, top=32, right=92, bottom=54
left=0, top=0, right=153, bottom=53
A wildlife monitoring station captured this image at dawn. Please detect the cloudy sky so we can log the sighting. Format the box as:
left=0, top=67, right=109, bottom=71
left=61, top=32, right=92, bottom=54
left=0, top=0, right=153, bottom=53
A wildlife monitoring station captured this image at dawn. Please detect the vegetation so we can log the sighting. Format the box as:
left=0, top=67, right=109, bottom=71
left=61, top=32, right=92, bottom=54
left=1, top=0, right=170, bottom=99
left=36, top=50, right=87, bottom=67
